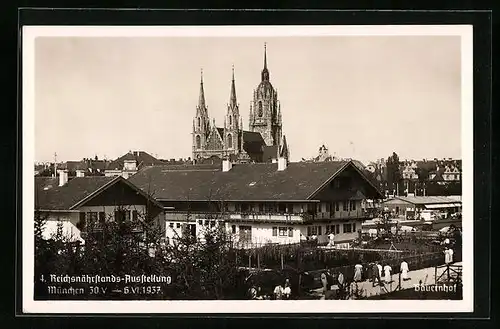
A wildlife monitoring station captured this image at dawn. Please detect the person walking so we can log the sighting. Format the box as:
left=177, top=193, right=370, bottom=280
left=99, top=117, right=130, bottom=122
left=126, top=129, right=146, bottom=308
left=337, top=272, right=345, bottom=299
left=283, top=278, right=291, bottom=299
left=354, top=263, right=363, bottom=282
left=371, top=262, right=381, bottom=287
left=377, top=262, right=383, bottom=280
left=384, top=264, right=392, bottom=283
left=273, top=284, right=284, bottom=300
left=320, top=271, right=329, bottom=298
left=400, top=260, right=409, bottom=281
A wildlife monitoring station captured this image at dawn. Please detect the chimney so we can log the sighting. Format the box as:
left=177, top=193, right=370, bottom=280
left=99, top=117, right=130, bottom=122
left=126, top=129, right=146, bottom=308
left=58, top=169, right=68, bottom=186
left=222, top=159, right=232, bottom=172
left=278, top=157, right=287, bottom=171
left=76, top=169, right=85, bottom=177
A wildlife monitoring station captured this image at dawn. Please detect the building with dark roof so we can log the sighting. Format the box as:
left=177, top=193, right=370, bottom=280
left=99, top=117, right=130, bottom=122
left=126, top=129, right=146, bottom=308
left=105, top=150, right=166, bottom=179
left=192, top=44, right=289, bottom=164
left=382, top=195, right=462, bottom=221
left=35, top=172, right=163, bottom=243
left=129, top=159, right=383, bottom=248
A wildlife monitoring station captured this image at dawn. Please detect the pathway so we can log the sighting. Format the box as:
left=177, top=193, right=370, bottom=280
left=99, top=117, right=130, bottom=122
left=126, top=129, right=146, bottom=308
left=309, top=262, right=462, bottom=299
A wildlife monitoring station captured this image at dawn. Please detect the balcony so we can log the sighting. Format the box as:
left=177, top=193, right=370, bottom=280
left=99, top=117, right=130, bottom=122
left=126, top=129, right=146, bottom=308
left=228, top=213, right=306, bottom=223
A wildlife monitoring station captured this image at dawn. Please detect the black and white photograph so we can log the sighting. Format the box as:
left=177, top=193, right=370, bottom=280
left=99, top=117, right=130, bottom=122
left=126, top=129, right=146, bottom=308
left=22, top=25, right=473, bottom=313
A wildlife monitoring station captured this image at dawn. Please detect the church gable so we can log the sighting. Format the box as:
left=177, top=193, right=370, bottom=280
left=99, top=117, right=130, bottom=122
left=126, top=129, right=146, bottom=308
left=205, top=126, right=224, bottom=150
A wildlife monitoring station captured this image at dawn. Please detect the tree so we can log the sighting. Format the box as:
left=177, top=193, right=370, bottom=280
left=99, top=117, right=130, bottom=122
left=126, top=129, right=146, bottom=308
left=386, top=152, right=401, bottom=195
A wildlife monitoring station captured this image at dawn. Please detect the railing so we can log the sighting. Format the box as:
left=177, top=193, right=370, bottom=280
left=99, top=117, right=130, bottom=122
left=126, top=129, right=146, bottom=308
left=229, top=213, right=305, bottom=223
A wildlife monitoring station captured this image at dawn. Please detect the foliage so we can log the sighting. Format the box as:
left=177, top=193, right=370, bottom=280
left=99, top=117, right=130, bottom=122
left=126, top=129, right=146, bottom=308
left=386, top=152, right=401, bottom=195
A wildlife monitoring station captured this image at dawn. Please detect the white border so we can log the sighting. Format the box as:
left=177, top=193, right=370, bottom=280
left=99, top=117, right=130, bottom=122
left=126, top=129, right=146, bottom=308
left=22, top=25, right=474, bottom=314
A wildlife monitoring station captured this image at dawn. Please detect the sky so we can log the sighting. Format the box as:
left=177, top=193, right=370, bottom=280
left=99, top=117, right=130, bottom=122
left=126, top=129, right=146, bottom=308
left=34, top=34, right=462, bottom=164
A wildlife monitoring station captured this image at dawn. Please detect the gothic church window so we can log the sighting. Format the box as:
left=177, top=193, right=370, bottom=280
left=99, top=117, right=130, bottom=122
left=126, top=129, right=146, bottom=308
left=227, top=134, right=233, bottom=149
left=197, top=117, right=201, bottom=128
left=258, top=101, right=263, bottom=117
left=196, top=135, right=201, bottom=149
left=229, top=115, right=232, bottom=126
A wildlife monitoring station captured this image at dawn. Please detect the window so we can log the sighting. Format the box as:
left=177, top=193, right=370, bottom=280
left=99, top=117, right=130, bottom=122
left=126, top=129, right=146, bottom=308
left=176, top=223, right=181, bottom=229
left=132, top=210, right=138, bottom=221
left=115, top=210, right=127, bottom=222
left=198, top=220, right=203, bottom=225
left=258, top=101, right=263, bottom=117
left=279, top=227, right=288, bottom=236
left=352, top=223, right=356, bottom=232
left=197, top=117, right=201, bottom=128
left=288, top=228, right=293, bottom=237
left=124, top=210, right=131, bottom=221
left=229, top=115, right=232, bottom=126
left=343, top=224, right=353, bottom=233
left=349, top=200, right=356, bottom=211
left=278, top=203, right=286, bottom=213
left=78, top=212, right=86, bottom=230
left=343, top=201, right=349, bottom=211
left=196, top=135, right=201, bottom=149
left=169, top=223, right=174, bottom=228
left=335, top=202, right=339, bottom=211
left=210, top=221, right=216, bottom=228
left=272, top=227, right=278, bottom=236
left=98, top=212, right=105, bottom=224
left=307, top=225, right=322, bottom=236
left=241, top=203, right=249, bottom=212
left=204, top=220, right=209, bottom=226
left=231, top=225, right=236, bottom=234
left=227, top=134, right=233, bottom=149
left=88, top=212, right=98, bottom=224
left=258, top=203, right=264, bottom=212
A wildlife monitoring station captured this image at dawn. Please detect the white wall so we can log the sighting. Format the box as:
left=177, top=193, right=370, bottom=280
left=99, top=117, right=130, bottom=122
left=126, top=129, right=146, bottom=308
left=39, top=211, right=82, bottom=242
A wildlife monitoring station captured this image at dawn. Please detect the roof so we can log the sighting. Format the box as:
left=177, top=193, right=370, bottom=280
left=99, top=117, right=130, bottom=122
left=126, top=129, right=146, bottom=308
left=390, top=196, right=461, bottom=205
left=262, top=145, right=278, bottom=162
left=35, top=175, right=164, bottom=211
left=106, top=151, right=165, bottom=171
left=129, top=160, right=382, bottom=202
left=35, top=176, right=117, bottom=210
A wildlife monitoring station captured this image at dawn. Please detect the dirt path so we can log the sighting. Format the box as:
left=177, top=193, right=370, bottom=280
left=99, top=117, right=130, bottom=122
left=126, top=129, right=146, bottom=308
left=309, top=262, right=462, bottom=299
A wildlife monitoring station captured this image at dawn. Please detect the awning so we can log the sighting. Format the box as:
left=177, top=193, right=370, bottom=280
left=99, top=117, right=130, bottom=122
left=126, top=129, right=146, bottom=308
left=425, top=203, right=461, bottom=209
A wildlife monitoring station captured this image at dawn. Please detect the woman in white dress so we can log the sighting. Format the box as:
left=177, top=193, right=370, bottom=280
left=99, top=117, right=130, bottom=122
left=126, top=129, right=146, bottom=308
left=400, top=260, right=409, bottom=281
left=383, top=264, right=392, bottom=283
left=353, top=264, right=363, bottom=282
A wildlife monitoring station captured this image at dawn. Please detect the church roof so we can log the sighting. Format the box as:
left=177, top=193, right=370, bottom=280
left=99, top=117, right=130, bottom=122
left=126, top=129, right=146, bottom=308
left=129, top=161, right=383, bottom=202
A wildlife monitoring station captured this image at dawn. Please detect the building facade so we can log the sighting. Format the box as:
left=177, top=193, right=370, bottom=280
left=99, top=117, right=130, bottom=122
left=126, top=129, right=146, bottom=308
left=192, top=44, right=289, bottom=164
left=129, top=159, right=384, bottom=249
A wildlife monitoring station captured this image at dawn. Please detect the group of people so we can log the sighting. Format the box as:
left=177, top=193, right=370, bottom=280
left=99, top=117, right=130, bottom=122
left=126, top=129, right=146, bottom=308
left=320, top=269, right=346, bottom=300
left=352, top=260, right=411, bottom=288
left=247, top=278, right=292, bottom=300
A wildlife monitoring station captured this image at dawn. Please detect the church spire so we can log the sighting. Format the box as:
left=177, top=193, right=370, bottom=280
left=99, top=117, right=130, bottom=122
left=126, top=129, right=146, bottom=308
left=198, top=68, right=206, bottom=111
left=229, top=64, right=237, bottom=108
left=261, top=43, right=269, bottom=81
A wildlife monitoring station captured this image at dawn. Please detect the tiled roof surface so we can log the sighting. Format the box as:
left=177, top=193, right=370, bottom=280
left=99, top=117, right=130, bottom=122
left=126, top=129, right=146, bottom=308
left=129, top=161, right=371, bottom=201
left=106, top=151, right=164, bottom=170
left=35, top=176, right=116, bottom=210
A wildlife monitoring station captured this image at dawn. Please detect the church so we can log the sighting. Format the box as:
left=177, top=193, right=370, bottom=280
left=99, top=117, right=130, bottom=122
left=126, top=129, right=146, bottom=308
left=192, top=44, right=289, bottom=164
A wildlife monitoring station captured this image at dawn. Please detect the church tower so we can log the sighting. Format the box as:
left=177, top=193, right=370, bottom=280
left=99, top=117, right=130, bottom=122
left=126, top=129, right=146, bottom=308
left=223, top=65, right=241, bottom=156
left=192, top=69, right=211, bottom=160
left=249, top=43, right=282, bottom=147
